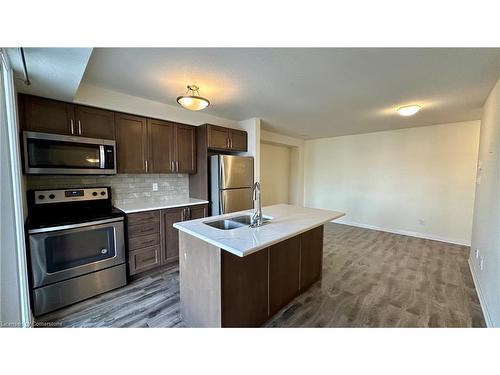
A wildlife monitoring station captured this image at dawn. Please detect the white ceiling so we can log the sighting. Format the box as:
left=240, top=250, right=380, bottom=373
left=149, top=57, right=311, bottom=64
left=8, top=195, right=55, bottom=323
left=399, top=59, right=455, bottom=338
left=6, top=48, right=93, bottom=101
left=82, top=48, right=499, bottom=138
left=10, top=48, right=500, bottom=139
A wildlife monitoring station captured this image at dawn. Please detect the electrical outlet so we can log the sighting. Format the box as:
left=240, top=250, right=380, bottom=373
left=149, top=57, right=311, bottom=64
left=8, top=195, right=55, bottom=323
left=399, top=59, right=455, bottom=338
left=480, top=257, right=484, bottom=271
left=152, top=183, right=158, bottom=192
left=475, top=248, right=479, bottom=259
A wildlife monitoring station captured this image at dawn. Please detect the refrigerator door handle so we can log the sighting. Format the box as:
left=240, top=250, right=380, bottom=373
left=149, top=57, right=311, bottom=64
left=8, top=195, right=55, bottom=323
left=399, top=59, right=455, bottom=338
left=219, top=192, right=225, bottom=214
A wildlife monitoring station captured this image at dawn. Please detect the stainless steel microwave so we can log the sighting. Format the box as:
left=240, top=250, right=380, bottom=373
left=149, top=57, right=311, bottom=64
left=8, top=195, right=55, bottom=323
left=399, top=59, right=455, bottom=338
left=23, top=131, right=117, bottom=175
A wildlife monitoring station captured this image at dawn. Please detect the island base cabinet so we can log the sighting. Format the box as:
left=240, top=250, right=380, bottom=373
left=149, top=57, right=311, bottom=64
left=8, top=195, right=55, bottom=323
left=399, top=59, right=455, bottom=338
left=300, top=225, right=324, bottom=291
left=221, top=249, right=269, bottom=328
left=269, top=236, right=301, bottom=316
left=179, top=225, right=325, bottom=327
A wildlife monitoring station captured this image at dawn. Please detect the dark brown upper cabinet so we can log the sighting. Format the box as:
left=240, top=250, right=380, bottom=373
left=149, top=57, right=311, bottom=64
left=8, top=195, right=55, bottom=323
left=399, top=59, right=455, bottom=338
left=74, top=105, right=115, bottom=139
left=175, top=124, right=196, bottom=174
left=148, top=119, right=175, bottom=173
left=22, top=95, right=74, bottom=136
left=115, top=115, right=196, bottom=174
left=21, top=94, right=115, bottom=139
left=228, top=129, right=248, bottom=151
left=115, top=113, right=149, bottom=173
left=206, top=124, right=247, bottom=152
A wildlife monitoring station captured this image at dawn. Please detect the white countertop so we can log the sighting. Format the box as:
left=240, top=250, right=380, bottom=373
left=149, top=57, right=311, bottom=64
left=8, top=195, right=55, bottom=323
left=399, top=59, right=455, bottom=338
left=114, top=198, right=209, bottom=214
left=173, top=204, right=345, bottom=257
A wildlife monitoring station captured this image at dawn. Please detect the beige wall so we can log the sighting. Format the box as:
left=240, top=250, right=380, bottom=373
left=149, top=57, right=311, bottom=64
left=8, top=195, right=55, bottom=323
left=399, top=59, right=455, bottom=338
left=260, top=130, right=305, bottom=206
left=260, top=142, right=291, bottom=206
left=304, top=120, right=480, bottom=245
left=470, top=77, right=500, bottom=327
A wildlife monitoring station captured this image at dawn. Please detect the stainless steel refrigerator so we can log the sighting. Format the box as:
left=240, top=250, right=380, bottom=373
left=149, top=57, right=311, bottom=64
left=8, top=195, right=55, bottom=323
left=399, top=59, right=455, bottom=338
left=210, top=155, right=254, bottom=216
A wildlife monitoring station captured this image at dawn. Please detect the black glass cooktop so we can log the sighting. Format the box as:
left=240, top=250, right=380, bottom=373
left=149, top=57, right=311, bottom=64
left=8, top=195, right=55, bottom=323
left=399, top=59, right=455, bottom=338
left=26, top=206, right=125, bottom=230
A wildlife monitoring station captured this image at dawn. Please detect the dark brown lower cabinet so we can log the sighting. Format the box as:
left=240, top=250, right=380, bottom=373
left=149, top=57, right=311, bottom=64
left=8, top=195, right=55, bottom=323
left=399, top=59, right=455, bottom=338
left=211, top=226, right=324, bottom=327
left=129, top=245, right=162, bottom=274
left=127, top=204, right=208, bottom=276
left=221, top=249, right=269, bottom=328
left=300, top=225, right=324, bottom=291
left=161, top=207, right=183, bottom=264
left=269, top=236, right=301, bottom=315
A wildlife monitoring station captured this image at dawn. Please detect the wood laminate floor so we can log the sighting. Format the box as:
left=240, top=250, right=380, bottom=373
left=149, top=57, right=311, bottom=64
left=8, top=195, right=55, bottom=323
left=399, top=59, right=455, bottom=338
left=37, top=223, right=485, bottom=328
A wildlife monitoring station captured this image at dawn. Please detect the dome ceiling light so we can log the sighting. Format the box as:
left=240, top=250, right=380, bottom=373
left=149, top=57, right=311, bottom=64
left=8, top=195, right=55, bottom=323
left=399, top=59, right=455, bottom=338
left=397, top=104, right=421, bottom=116
left=177, top=85, right=210, bottom=111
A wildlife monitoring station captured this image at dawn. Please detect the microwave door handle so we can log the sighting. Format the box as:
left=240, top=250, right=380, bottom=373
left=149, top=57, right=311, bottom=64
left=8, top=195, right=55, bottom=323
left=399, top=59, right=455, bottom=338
left=99, top=145, right=105, bottom=169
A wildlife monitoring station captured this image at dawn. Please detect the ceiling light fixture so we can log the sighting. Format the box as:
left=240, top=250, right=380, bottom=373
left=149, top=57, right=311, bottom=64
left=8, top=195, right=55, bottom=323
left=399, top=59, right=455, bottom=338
left=177, top=85, right=210, bottom=111
left=397, top=104, right=421, bottom=116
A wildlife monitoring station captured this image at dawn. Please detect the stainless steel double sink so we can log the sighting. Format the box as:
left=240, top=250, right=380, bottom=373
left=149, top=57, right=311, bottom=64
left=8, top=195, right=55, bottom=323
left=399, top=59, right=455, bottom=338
left=203, top=213, right=272, bottom=230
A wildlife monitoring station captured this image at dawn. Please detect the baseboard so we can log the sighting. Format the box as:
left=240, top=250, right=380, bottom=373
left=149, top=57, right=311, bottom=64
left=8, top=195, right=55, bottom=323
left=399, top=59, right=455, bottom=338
left=335, top=219, right=470, bottom=246
left=468, top=258, right=493, bottom=327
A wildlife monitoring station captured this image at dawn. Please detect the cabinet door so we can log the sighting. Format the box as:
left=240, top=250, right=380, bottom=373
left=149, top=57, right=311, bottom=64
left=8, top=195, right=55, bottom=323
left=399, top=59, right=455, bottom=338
left=74, top=105, right=115, bottom=139
left=161, top=207, right=184, bottom=264
left=175, top=124, right=196, bottom=174
left=207, top=124, right=230, bottom=150
left=221, top=248, right=269, bottom=327
left=269, top=236, right=301, bottom=315
left=300, top=226, right=324, bottom=291
left=23, top=95, right=75, bottom=135
left=115, top=113, right=148, bottom=173
left=188, top=204, right=208, bottom=220
left=229, top=129, right=248, bottom=151
left=149, top=119, right=175, bottom=173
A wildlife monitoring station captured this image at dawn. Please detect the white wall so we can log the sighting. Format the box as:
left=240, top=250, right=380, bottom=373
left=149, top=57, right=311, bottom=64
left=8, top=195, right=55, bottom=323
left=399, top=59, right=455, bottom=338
left=260, top=130, right=305, bottom=206
left=304, top=121, right=480, bottom=245
left=260, top=142, right=291, bottom=206
left=470, top=77, right=500, bottom=327
left=238, top=118, right=261, bottom=181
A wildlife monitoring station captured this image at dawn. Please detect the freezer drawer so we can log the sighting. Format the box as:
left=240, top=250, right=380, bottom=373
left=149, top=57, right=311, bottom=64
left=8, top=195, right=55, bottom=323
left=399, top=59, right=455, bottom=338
left=219, top=188, right=253, bottom=215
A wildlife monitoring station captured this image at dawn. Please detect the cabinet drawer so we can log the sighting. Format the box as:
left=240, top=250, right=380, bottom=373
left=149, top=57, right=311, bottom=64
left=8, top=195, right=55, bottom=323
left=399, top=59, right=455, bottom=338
left=128, top=222, right=159, bottom=238
left=127, top=210, right=160, bottom=226
left=128, top=233, right=160, bottom=251
left=129, top=245, right=161, bottom=275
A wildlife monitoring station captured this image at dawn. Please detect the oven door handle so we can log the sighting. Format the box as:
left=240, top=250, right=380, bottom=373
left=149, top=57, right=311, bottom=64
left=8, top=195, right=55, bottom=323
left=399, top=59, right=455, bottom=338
left=28, top=217, right=124, bottom=234
left=99, top=145, right=105, bottom=169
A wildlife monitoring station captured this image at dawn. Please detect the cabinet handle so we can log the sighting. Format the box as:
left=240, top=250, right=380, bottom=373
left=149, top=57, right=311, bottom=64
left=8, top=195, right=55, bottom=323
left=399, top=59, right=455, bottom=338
left=70, top=119, right=74, bottom=134
left=226, top=138, right=230, bottom=148
left=145, top=160, right=149, bottom=173
left=181, top=208, right=185, bottom=221
left=170, top=161, right=173, bottom=172
left=78, top=120, right=82, bottom=135
left=229, top=138, right=233, bottom=149
left=175, top=161, right=179, bottom=172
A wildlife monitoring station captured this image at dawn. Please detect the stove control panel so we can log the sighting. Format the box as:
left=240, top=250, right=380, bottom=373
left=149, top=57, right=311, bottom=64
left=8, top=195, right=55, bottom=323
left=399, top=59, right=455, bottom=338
left=34, top=188, right=109, bottom=204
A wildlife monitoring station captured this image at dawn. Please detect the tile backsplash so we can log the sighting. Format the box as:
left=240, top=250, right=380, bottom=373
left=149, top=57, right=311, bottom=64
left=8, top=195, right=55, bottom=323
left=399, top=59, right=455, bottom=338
left=26, top=174, right=190, bottom=205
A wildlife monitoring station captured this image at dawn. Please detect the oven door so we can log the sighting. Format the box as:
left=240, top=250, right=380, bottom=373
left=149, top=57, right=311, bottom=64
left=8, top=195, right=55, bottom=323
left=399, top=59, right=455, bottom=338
left=23, top=131, right=116, bottom=175
left=28, top=218, right=125, bottom=288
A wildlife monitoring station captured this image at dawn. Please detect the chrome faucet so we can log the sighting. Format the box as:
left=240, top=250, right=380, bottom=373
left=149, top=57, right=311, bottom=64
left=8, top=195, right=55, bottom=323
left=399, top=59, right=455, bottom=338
left=250, top=181, right=263, bottom=227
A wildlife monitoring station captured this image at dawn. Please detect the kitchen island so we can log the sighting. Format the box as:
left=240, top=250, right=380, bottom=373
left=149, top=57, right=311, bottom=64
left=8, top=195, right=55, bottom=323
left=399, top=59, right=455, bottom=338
left=173, top=204, right=344, bottom=327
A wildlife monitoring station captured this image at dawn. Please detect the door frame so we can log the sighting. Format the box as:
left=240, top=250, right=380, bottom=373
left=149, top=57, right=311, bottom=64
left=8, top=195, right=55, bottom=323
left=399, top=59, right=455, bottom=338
left=1, top=49, right=32, bottom=327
